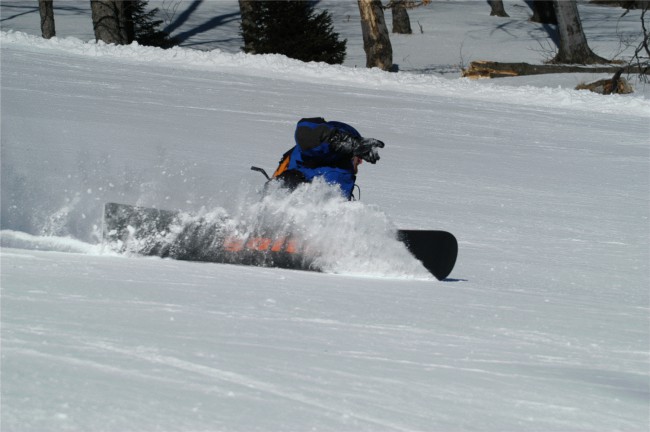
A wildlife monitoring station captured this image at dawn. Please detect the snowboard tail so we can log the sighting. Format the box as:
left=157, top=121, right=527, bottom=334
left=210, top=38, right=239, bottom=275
left=398, top=229, right=457, bottom=281
left=102, top=202, right=457, bottom=280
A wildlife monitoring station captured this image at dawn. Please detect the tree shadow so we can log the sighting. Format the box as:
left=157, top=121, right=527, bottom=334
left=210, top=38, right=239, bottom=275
left=163, top=0, right=240, bottom=45
left=164, top=0, right=204, bottom=34
left=1, top=3, right=92, bottom=23
left=0, top=4, right=38, bottom=22
left=523, top=0, right=560, bottom=46
left=172, top=12, right=240, bottom=44
left=488, top=17, right=559, bottom=48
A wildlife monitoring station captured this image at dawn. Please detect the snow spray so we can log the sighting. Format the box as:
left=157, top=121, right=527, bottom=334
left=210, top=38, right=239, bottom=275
left=230, top=179, right=431, bottom=279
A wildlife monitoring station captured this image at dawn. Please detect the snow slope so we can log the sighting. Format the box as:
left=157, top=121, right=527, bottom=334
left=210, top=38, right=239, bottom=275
left=1, top=1, right=649, bottom=431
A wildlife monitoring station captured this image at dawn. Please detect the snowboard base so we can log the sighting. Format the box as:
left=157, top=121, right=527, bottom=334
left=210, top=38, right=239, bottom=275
left=102, top=202, right=457, bottom=280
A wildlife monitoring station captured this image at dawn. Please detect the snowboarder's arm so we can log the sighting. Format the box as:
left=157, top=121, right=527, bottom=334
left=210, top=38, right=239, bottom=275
left=329, top=132, right=384, bottom=164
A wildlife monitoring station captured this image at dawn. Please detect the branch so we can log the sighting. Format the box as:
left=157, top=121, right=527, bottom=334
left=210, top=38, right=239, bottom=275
left=630, top=4, right=650, bottom=81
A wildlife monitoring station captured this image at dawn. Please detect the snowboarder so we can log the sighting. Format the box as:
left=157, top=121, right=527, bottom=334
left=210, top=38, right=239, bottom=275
left=271, top=117, right=385, bottom=200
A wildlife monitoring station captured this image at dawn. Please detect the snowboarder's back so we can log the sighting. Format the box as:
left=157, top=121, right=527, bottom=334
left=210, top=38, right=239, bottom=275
left=272, top=117, right=385, bottom=199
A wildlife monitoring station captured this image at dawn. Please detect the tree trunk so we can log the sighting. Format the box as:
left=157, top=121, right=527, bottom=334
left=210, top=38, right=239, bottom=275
left=391, top=0, right=412, bottom=34
left=530, top=0, right=556, bottom=24
left=90, top=0, right=132, bottom=44
left=552, top=0, right=608, bottom=64
left=358, top=0, right=393, bottom=70
left=238, top=0, right=256, bottom=53
left=122, top=0, right=135, bottom=44
left=488, top=0, right=509, bottom=17
left=39, top=0, right=56, bottom=39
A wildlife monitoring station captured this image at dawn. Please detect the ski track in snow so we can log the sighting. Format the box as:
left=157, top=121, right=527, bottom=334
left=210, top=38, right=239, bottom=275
left=86, top=341, right=419, bottom=432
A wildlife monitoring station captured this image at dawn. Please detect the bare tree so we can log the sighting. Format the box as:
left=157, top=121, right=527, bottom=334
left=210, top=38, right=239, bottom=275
left=387, top=1, right=432, bottom=34
left=389, top=0, right=412, bottom=34
left=551, top=0, right=608, bottom=64
left=38, top=0, right=56, bottom=39
left=489, top=0, right=509, bottom=18
left=90, top=0, right=134, bottom=44
left=358, top=0, right=393, bottom=70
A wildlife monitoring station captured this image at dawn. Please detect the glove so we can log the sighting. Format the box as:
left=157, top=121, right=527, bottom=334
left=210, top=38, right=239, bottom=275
left=354, top=137, right=384, bottom=164
left=330, top=131, right=385, bottom=164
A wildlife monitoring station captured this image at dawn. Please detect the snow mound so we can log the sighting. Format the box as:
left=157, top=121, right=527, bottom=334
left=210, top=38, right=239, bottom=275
left=2, top=30, right=648, bottom=116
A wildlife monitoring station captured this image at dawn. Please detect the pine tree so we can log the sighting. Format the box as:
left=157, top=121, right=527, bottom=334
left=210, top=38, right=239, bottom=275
left=240, top=1, right=346, bottom=65
left=131, top=0, right=177, bottom=49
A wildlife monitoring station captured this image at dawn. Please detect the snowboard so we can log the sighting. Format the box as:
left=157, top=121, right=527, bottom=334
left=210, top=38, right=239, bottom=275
left=102, top=202, right=457, bottom=280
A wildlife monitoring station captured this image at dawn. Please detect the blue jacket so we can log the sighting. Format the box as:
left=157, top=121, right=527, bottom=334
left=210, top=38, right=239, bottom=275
left=286, top=117, right=360, bottom=199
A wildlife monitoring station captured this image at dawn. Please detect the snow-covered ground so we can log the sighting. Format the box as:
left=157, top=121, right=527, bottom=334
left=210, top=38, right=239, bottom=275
left=1, top=1, right=649, bottom=431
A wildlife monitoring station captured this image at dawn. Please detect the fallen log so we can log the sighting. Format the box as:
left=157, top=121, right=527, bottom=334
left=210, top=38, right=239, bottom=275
left=462, top=60, right=647, bottom=79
